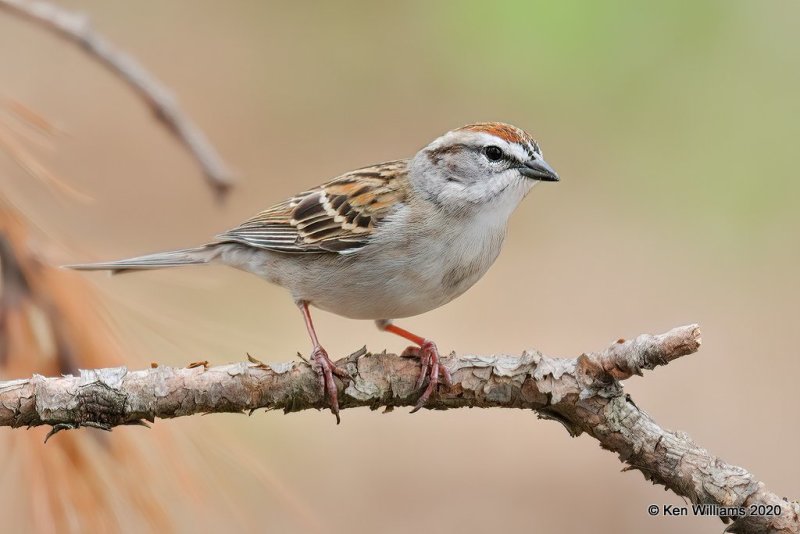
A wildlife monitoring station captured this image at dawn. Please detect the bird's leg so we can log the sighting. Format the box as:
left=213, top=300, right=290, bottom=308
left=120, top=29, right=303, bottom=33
left=297, top=301, right=350, bottom=424
left=376, top=321, right=452, bottom=412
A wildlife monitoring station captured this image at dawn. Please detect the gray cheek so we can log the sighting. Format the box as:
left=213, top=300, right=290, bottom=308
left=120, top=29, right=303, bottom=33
left=464, top=162, right=490, bottom=184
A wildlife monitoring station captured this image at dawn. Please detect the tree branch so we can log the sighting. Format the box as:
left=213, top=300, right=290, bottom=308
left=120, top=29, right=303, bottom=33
left=0, top=0, right=235, bottom=198
left=0, top=323, right=796, bottom=532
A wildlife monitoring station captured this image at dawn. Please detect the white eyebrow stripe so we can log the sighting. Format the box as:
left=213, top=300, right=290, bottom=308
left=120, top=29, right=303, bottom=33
left=504, top=141, right=531, bottom=162
left=439, top=129, right=540, bottom=163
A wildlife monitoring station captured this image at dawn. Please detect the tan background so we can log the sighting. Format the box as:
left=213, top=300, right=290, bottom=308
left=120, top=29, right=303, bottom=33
left=1, top=1, right=798, bottom=532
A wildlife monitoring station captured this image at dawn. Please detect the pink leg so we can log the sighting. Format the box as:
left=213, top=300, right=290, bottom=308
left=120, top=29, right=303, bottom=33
left=297, top=301, right=350, bottom=423
left=378, top=322, right=452, bottom=412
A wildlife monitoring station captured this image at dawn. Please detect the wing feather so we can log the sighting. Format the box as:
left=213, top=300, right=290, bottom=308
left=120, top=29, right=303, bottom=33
left=214, top=160, right=409, bottom=254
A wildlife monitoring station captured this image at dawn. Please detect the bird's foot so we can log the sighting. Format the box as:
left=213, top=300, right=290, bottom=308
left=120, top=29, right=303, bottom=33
left=401, top=340, right=452, bottom=412
left=310, top=346, right=351, bottom=424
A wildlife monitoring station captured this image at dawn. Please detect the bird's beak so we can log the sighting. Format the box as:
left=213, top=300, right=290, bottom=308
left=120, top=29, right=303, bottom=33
left=520, top=158, right=559, bottom=182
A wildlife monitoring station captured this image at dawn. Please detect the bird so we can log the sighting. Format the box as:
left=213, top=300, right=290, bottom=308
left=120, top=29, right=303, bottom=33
left=67, top=122, right=559, bottom=422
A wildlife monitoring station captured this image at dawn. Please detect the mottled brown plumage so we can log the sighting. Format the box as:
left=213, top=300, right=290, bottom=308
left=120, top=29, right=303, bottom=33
left=215, top=160, right=409, bottom=253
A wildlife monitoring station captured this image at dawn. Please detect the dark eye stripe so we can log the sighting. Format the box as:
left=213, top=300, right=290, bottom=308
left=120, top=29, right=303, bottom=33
left=426, top=143, right=469, bottom=164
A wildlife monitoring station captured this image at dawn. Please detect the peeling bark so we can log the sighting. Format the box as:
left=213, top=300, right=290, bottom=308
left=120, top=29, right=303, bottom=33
left=0, top=324, right=796, bottom=533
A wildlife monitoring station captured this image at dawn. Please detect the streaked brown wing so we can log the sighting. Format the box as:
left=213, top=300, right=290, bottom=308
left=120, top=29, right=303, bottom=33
left=214, top=160, right=409, bottom=254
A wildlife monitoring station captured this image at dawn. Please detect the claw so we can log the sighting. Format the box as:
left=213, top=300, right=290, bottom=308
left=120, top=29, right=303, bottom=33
left=310, top=346, right=350, bottom=424
left=405, top=340, right=449, bottom=413
left=400, top=346, right=417, bottom=358
left=378, top=322, right=451, bottom=414
left=439, top=363, right=453, bottom=388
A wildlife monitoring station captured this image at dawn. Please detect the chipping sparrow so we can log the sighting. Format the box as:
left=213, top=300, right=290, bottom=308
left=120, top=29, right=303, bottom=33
left=69, top=122, right=559, bottom=422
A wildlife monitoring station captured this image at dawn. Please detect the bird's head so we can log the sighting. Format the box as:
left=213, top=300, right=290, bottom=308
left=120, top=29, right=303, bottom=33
left=409, top=122, right=559, bottom=218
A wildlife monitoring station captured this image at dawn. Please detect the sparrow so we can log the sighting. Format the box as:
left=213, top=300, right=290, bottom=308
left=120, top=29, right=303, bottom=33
left=68, top=122, right=559, bottom=422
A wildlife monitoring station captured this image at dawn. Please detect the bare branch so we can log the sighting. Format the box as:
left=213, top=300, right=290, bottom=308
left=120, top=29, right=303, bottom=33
left=0, top=0, right=235, bottom=197
left=0, top=324, right=796, bottom=532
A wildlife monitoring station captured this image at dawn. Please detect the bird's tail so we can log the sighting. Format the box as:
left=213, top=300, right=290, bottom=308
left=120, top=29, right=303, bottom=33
left=64, top=246, right=217, bottom=274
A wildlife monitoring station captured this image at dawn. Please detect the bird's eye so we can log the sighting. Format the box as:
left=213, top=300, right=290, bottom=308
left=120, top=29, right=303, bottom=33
left=484, top=146, right=504, bottom=161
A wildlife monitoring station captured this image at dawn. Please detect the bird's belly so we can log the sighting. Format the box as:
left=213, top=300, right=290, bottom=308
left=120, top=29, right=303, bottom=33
left=311, top=285, right=443, bottom=320
left=292, top=233, right=503, bottom=320
left=221, top=223, right=505, bottom=321
left=308, top=274, right=466, bottom=320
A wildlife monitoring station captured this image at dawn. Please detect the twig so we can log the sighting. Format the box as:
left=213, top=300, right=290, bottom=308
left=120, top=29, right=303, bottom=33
left=0, top=324, right=796, bottom=533
left=0, top=0, right=235, bottom=198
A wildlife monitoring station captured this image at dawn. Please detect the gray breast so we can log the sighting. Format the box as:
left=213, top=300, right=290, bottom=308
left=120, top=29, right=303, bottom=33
left=442, top=258, right=487, bottom=290
left=440, top=226, right=506, bottom=294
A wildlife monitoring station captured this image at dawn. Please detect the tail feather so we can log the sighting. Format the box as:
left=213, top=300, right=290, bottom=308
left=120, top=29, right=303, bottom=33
left=64, top=246, right=214, bottom=274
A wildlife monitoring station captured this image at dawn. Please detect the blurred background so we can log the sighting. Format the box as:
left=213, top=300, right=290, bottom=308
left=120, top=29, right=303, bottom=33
left=1, top=1, right=798, bottom=532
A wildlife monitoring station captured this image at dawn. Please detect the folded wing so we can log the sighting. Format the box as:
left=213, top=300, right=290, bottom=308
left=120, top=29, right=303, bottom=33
left=215, top=160, right=409, bottom=254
